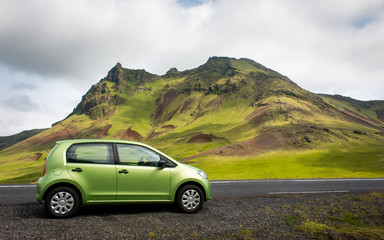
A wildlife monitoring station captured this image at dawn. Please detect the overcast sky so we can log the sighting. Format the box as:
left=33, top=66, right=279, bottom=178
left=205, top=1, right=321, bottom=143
left=1, top=0, right=384, bottom=136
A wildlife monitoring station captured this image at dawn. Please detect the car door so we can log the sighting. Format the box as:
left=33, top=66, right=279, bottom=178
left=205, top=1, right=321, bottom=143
left=66, top=143, right=117, bottom=201
left=115, top=144, right=171, bottom=201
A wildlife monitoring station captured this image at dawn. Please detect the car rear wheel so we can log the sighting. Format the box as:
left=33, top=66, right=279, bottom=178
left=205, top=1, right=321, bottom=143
left=45, top=186, right=80, bottom=218
left=176, top=184, right=204, bottom=213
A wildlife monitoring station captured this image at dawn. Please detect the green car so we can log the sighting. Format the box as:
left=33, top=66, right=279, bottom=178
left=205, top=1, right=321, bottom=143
left=36, top=139, right=211, bottom=218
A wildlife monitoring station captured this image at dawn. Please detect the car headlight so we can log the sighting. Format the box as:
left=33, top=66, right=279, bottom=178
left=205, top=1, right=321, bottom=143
left=197, top=170, right=208, bottom=179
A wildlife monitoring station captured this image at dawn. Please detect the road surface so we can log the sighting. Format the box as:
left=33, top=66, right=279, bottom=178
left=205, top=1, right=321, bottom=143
left=1, top=178, right=384, bottom=205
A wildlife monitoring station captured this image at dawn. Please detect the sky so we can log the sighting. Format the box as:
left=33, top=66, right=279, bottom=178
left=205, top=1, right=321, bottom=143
left=0, top=0, right=384, bottom=136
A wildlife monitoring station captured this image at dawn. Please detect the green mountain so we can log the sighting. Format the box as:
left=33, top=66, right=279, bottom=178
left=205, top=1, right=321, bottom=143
left=1, top=57, right=384, bottom=183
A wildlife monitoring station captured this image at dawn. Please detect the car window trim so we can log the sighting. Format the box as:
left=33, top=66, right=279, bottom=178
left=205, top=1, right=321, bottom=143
left=112, top=143, right=119, bottom=164
left=113, top=143, right=177, bottom=168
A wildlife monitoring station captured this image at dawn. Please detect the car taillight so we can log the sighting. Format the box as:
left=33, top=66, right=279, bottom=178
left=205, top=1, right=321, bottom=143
left=42, top=157, right=48, bottom=177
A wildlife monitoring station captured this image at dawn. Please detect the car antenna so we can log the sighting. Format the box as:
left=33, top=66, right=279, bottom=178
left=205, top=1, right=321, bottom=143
left=60, top=122, right=74, bottom=140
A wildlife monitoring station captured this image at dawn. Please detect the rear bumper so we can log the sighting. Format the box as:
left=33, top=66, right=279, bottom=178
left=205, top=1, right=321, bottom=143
left=35, top=178, right=43, bottom=203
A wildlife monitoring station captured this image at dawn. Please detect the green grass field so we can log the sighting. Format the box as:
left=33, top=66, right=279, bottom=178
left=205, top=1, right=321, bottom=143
left=188, top=141, right=384, bottom=180
left=0, top=151, right=48, bottom=183
left=2, top=140, right=383, bottom=183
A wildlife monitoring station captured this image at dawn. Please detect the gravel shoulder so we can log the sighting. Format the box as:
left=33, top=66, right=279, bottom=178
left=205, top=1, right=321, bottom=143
left=1, top=193, right=384, bottom=239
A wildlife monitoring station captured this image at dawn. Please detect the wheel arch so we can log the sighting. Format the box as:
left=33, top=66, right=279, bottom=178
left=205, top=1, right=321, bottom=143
left=42, top=182, right=83, bottom=205
left=174, top=181, right=207, bottom=202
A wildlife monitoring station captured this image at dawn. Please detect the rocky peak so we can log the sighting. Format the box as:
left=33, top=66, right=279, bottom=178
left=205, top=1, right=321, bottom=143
left=69, top=63, right=161, bottom=119
left=165, top=67, right=180, bottom=77
left=105, top=62, right=125, bottom=83
left=206, top=56, right=231, bottom=64
left=105, top=62, right=159, bottom=84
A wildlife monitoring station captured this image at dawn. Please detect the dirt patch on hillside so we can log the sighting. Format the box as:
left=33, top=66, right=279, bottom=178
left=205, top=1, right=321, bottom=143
left=154, top=91, right=179, bottom=122
left=161, top=125, right=176, bottom=129
left=77, top=124, right=112, bottom=139
left=91, top=125, right=112, bottom=138
left=344, top=108, right=382, bottom=125
left=245, top=107, right=269, bottom=125
left=30, top=153, right=42, bottom=161
left=146, top=125, right=178, bottom=140
left=216, top=132, right=285, bottom=156
left=342, top=109, right=382, bottom=130
left=147, top=132, right=160, bottom=140
left=20, top=125, right=80, bottom=150
left=37, top=131, right=70, bottom=145
left=376, top=109, right=384, bottom=122
left=181, top=132, right=286, bottom=162
left=121, top=127, right=143, bottom=142
left=146, top=130, right=161, bottom=140
left=14, top=153, right=43, bottom=162
left=187, top=134, right=223, bottom=143
left=205, top=95, right=223, bottom=109
left=180, top=98, right=194, bottom=113
left=166, top=105, right=182, bottom=121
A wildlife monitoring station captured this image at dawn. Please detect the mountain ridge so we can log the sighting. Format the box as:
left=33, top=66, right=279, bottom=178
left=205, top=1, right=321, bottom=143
left=0, top=128, right=47, bottom=151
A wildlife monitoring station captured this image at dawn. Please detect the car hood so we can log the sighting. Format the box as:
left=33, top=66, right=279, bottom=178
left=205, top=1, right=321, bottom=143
left=178, top=163, right=201, bottom=172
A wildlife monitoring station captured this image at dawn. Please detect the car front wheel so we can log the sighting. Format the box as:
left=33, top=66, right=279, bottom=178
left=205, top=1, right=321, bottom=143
left=45, top=186, right=80, bottom=218
left=176, top=184, right=204, bottom=213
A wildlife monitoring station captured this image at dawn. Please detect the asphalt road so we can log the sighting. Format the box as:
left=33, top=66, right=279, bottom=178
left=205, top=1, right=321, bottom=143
left=1, top=178, right=384, bottom=205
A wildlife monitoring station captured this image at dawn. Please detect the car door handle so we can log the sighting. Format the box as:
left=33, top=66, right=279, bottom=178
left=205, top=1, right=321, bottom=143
left=72, top=168, right=83, bottom=172
left=118, top=169, right=129, bottom=174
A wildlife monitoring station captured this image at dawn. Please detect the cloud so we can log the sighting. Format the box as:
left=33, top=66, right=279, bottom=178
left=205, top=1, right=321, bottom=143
left=1, top=95, right=39, bottom=112
left=10, top=82, right=37, bottom=90
left=0, top=0, right=216, bottom=77
left=0, top=0, right=384, bottom=135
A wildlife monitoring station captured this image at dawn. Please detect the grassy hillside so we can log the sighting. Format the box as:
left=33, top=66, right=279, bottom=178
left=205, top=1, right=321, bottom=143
left=1, top=57, right=384, bottom=183
left=0, top=129, right=46, bottom=151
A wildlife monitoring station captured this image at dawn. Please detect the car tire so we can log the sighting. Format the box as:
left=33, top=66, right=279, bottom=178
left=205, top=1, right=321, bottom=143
left=45, top=186, right=80, bottom=218
left=176, top=184, right=204, bottom=213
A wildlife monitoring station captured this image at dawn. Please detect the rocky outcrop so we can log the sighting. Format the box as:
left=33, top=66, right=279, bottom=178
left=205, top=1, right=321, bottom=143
left=72, top=81, right=116, bottom=119
left=106, top=62, right=159, bottom=84
left=70, top=63, right=159, bottom=119
left=165, top=67, right=180, bottom=77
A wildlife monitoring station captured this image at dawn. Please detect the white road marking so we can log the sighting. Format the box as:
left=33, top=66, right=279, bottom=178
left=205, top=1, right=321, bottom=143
left=211, top=178, right=384, bottom=184
left=0, top=185, right=36, bottom=188
left=268, top=190, right=350, bottom=195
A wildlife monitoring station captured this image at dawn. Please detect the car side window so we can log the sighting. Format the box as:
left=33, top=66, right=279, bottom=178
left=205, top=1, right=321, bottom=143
left=67, top=143, right=113, bottom=164
left=116, top=144, right=161, bottom=167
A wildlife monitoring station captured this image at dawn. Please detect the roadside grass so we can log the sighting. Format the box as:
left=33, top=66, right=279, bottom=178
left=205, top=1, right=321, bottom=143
left=327, top=213, right=361, bottom=226
left=285, top=192, right=384, bottom=239
left=299, top=220, right=329, bottom=232
left=189, top=141, right=384, bottom=180
left=220, top=192, right=384, bottom=239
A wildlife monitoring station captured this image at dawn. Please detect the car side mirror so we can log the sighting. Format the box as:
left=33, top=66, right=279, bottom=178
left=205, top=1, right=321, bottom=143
left=158, top=159, right=167, bottom=168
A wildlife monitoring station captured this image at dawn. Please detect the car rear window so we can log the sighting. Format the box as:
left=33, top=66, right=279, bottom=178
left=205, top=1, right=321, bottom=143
left=66, top=143, right=113, bottom=164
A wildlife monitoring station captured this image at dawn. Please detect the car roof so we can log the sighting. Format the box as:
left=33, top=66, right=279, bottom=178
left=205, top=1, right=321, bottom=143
left=56, top=139, right=156, bottom=149
left=57, top=139, right=141, bottom=144
left=55, top=139, right=176, bottom=162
